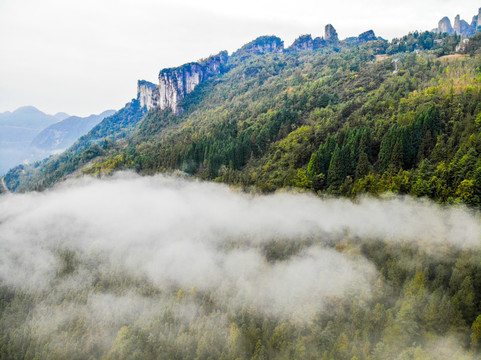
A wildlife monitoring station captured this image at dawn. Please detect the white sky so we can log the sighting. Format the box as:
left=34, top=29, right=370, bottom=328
left=0, top=0, right=479, bottom=117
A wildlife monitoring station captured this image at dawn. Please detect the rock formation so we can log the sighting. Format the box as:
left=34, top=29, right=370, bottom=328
left=478, top=8, right=481, bottom=32
left=454, top=15, right=461, bottom=34
left=137, top=80, right=159, bottom=110
left=288, top=34, right=325, bottom=51
left=138, top=52, right=228, bottom=114
left=325, top=24, right=338, bottom=42
left=472, top=15, right=479, bottom=33
left=436, top=8, right=481, bottom=37
left=158, top=63, right=202, bottom=114
left=358, top=30, right=377, bottom=42
left=454, top=15, right=471, bottom=35
left=438, top=17, right=454, bottom=35
left=234, top=36, right=284, bottom=56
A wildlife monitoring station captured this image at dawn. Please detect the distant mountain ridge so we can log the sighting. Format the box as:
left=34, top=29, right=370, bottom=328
left=31, top=110, right=116, bottom=152
left=0, top=107, right=114, bottom=175
left=0, top=106, right=59, bottom=130
left=0, top=106, right=61, bottom=174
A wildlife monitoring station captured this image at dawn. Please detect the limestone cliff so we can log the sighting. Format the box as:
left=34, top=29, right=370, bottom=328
left=477, top=8, right=481, bottom=32
left=358, top=30, right=377, bottom=42
left=454, top=15, right=470, bottom=35
left=137, top=80, right=159, bottom=110
left=438, top=17, right=454, bottom=35
left=472, top=15, right=479, bottom=32
left=325, top=24, right=338, bottom=43
left=436, top=8, right=481, bottom=37
left=138, top=51, right=228, bottom=114
left=158, top=62, right=204, bottom=114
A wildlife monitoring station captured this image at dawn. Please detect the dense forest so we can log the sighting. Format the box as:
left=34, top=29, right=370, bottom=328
left=3, top=30, right=477, bottom=207
left=2, top=28, right=481, bottom=359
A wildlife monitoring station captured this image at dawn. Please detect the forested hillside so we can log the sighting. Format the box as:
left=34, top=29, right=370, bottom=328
left=4, top=30, right=480, bottom=208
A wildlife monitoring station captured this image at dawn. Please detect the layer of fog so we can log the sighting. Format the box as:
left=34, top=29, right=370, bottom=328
left=1, top=172, right=480, bottom=322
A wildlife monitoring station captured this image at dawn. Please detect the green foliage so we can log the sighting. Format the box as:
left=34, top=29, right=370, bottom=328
left=3, top=31, right=480, bottom=207
left=1, top=235, right=481, bottom=359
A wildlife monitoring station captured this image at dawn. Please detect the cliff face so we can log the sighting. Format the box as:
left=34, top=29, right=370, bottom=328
left=325, top=24, right=339, bottom=43
left=137, top=81, right=159, bottom=110
left=436, top=9, right=481, bottom=37
left=358, top=30, right=377, bottom=42
left=454, top=15, right=470, bottom=35
left=438, top=17, right=454, bottom=35
left=138, top=52, right=228, bottom=114
left=158, top=63, right=204, bottom=114
left=138, top=24, right=380, bottom=114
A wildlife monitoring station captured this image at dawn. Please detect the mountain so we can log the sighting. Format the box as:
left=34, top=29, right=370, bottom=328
left=0, top=106, right=60, bottom=174
left=3, top=22, right=481, bottom=209
left=0, top=105, right=59, bottom=131
left=53, top=112, right=70, bottom=121
left=435, top=8, right=481, bottom=37
left=31, top=110, right=116, bottom=152
left=0, top=108, right=116, bottom=175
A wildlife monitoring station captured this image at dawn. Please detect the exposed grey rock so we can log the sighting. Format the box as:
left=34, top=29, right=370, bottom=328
left=200, top=51, right=229, bottom=76
left=470, top=15, right=478, bottom=35
left=158, top=63, right=203, bottom=114
left=454, top=15, right=471, bottom=36
left=138, top=51, right=229, bottom=115
left=325, top=24, right=338, bottom=42
left=436, top=9, right=481, bottom=37
left=358, top=30, right=377, bottom=42
left=438, top=16, right=454, bottom=35
left=137, top=80, right=159, bottom=110
left=454, top=15, right=461, bottom=34
left=477, top=8, right=481, bottom=32
left=460, top=19, right=471, bottom=35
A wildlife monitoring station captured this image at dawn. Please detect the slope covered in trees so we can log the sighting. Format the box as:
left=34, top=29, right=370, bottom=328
left=3, top=30, right=479, bottom=208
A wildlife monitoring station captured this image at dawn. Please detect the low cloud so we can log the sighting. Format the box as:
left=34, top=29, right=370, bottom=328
left=1, top=173, right=480, bottom=315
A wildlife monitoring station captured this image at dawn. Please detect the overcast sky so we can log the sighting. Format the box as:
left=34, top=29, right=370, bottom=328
left=0, top=0, right=479, bottom=117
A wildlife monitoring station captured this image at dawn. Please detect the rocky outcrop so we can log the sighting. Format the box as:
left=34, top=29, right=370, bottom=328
left=472, top=15, right=479, bottom=32
left=358, top=30, right=377, bottom=42
left=200, top=51, right=229, bottom=76
left=137, top=80, right=159, bottom=110
left=158, top=63, right=204, bottom=114
left=438, top=17, right=454, bottom=35
left=288, top=34, right=325, bottom=51
left=234, top=36, right=284, bottom=56
left=325, top=24, right=338, bottom=43
left=138, top=51, right=228, bottom=114
left=477, top=8, right=481, bottom=32
left=436, top=9, right=481, bottom=37
left=454, top=15, right=470, bottom=35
